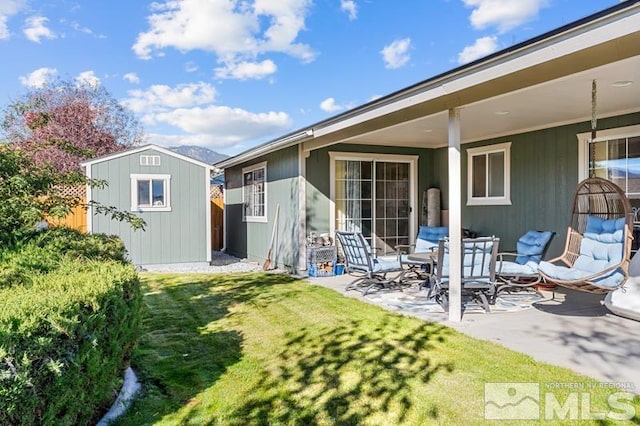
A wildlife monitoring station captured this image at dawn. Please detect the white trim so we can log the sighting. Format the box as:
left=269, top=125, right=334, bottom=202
left=298, top=144, right=307, bottom=271
left=85, top=164, right=93, bottom=234
left=130, top=173, right=172, bottom=212
left=81, top=144, right=211, bottom=169
left=466, top=142, right=512, bottom=206
left=242, top=161, right=268, bottom=223
left=577, top=124, right=640, bottom=181
left=328, top=151, right=419, bottom=250
left=205, top=169, right=212, bottom=263
left=216, top=130, right=313, bottom=169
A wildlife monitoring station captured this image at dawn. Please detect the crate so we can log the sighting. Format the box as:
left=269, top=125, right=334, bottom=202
left=308, top=246, right=336, bottom=263
left=307, top=246, right=337, bottom=277
left=308, top=263, right=335, bottom=277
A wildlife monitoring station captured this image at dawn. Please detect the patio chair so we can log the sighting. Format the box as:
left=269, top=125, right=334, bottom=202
left=335, top=231, right=408, bottom=295
left=428, top=236, right=500, bottom=313
left=538, top=177, right=634, bottom=294
left=395, top=225, right=448, bottom=278
left=494, top=230, right=556, bottom=296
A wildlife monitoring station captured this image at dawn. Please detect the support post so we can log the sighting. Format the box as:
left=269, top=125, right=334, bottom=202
left=448, top=108, right=462, bottom=322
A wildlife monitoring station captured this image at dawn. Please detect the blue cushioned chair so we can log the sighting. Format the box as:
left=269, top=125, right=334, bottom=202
left=396, top=225, right=448, bottom=278
left=495, top=230, right=555, bottom=294
left=537, top=177, right=633, bottom=294
left=336, top=231, right=408, bottom=295
left=428, top=236, right=500, bottom=313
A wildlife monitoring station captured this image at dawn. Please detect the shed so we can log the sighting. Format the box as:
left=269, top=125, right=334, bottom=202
left=82, top=144, right=212, bottom=266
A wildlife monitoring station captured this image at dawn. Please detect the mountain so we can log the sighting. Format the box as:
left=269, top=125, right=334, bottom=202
left=169, top=145, right=229, bottom=165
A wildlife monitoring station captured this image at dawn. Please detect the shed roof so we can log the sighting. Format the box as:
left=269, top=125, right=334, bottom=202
left=81, top=144, right=213, bottom=170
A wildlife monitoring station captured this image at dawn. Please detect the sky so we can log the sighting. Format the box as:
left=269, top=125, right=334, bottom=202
left=0, top=0, right=624, bottom=156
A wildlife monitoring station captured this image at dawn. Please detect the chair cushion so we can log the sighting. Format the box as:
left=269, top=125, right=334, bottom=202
left=415, top=239, right=438, bottom=252
left=416, top=226, right=448, bottom=252
left=515, top=230, right=554, bottom=265
left=441, top=240, right=495, bottom=283
left=371, top=257, right=402, bottom=273
left=538, top=261, right=624, bottom=288
left=537, top=215, right=626, bottom=288
left=499, top=260, right=538, bottom=276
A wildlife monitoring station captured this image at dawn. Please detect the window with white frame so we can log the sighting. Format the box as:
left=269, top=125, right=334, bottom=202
left=130, top=174, right=171, bottom=211
left=467, top=142, right=511, bottom=206
left=578, top=125, right=640, bottom=200
left=243, top=162, right=267, bottom=222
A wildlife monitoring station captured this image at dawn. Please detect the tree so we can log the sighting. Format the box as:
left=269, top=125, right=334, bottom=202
left=0, top=145, right=145, bottom=246
left=1, top=79, right=144, bottom=173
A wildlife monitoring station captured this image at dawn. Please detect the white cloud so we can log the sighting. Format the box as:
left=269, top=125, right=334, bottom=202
left=132, top=0, right=315, bottom=80
left=76, top=70, right=101, bottom=87
left=0, top=0, right=26, bottom=39
left=23, top=16, right=57, bottom=43
left=214, top=59, right=277, bottom=80
left=122, top=82, right=217, bottom=113
left=151, top=106, right=291, bottom=142
left=463, top=0, right=548, bottom=33
left=380, top=38, right=411, bottom=69
left=123, top=72, right=140, bottom=84
left=19, top=67, right=58, bottom=88
left=320, top=97, right=344, bottom=113
left=457, top=35, right=498, bottom=64
left=341, top=0, right=357, bottom=20
left=123, top=80, right=292, bottom=150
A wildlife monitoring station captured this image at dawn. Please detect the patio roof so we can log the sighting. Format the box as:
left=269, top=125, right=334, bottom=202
left=305, top=1, right=640, bottom=151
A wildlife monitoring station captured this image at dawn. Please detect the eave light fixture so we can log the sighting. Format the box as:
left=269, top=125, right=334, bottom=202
left=612, top=80, right=633, bottom=87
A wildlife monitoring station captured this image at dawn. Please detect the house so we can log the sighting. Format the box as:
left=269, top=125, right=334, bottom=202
left=82, top=144, right=212, bottom=266
left=216, top=0, right=640, bottom=319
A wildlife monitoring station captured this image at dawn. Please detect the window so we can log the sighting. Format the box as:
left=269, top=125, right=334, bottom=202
left=140, top=155, right=160, bottom=166
left=243, top=162, right=267, bottom=222
left=588, top=135, right=640, bottom=199
left=578, top=125, right=640, bottom=200
left=130, top=174, right=171, bottom=211
left=467, top=142, right=511, bottom=206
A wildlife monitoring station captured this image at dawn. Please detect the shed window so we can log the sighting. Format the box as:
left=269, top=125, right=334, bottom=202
left=131, top=174, right=171, bottom=211
left=467, top=142, right=511, bottom=206
left=243, top=162, right=267, bottom=222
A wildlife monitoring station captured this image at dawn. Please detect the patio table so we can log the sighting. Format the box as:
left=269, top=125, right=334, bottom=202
left=406, top=251, right=438, bottom=288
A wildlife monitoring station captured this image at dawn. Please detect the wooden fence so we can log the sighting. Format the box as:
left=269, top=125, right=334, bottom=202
left=47, top=203, right=87, bottom=233
left=211, top=198, right=224, bottom=250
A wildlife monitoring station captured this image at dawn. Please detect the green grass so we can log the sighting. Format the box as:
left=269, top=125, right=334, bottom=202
left=114, top=273, right=640, bottom=425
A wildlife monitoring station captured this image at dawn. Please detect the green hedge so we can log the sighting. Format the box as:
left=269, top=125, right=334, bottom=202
left=0, top=259, right=141, bottom=425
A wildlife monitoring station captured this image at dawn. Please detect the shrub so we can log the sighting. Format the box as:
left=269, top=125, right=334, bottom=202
left=0, top=228, right=128, bottom=288
left=0, top=259, right=142, bottom=425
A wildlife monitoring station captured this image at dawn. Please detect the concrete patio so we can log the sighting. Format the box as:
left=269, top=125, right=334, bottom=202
left=307, top=273, right=640, bottom=394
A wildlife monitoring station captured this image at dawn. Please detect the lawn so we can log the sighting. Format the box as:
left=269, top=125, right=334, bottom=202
left=114, top=273, right=639, bottom=425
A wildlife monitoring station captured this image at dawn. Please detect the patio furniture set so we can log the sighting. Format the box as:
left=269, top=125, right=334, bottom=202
left=334, top=177, right=639, bottom=318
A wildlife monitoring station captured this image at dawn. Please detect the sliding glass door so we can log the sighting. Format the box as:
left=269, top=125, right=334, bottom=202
left=334, top=156, right=413, bottom=255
